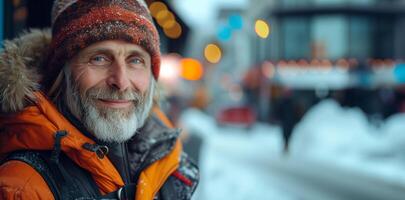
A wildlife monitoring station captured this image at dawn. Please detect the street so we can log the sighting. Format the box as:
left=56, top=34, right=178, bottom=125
left=182, top=109, right=405, bottom=200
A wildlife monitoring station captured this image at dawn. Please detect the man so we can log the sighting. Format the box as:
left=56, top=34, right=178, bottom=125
left=0, top=0, right=198, bottom=199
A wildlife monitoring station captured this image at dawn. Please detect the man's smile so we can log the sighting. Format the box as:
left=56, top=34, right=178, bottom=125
left=97, top=99, right=133, bottom=108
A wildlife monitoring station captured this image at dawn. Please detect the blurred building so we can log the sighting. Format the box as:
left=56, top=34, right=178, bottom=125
left=243, top=0, right=405, bottom=111
left=248, top=0, right=405, bottom=61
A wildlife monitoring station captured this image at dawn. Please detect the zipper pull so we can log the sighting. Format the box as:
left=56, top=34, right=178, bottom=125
left=82, top=143, right=109, bottom=159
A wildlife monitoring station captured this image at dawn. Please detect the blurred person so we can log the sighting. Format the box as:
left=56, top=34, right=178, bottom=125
left=189, top=84, right=210, bottom=110
left=0, top=0, right=198, bottom=199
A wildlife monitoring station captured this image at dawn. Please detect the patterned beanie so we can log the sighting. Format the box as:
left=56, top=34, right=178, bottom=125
left=45, top=0, right=161, bottom=89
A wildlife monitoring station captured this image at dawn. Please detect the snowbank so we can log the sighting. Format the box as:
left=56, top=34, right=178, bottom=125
left=290, top=99, right=405, bottom=185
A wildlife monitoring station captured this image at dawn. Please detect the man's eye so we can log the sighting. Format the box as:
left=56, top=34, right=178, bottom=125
left=128, top=57, right=145, bottom=67
left=89, top=55, right=109, bottom=65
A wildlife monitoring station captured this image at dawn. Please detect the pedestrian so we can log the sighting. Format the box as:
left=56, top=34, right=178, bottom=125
left=0, top=0, right=198, bottom=199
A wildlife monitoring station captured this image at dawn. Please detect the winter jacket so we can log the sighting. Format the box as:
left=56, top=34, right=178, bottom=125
left=0, top=30, right=198, bottom=200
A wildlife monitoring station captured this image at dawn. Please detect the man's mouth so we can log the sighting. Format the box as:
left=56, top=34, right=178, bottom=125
left=97, top=99, right=133, bottom=108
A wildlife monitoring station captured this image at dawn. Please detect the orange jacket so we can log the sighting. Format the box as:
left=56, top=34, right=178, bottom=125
left=0, top=92, right=181, bottom=200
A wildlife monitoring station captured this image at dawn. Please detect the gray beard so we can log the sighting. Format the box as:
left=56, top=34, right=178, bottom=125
left=63, top=67, right=155, bottom=143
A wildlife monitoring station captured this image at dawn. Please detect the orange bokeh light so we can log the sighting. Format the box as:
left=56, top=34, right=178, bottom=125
left=149, top=1, right=167, bottom=18
left=164, top=22, right=182, bottom=39
left=180, top=58, right=204, bottom=81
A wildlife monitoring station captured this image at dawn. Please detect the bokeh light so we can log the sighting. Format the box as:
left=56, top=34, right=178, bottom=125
left=149, top=1, right=167, bottom=18
left=229, top=14, right=243, bottom=30
left=394, top=63, right=405, bottom=83
left=156, top=10, right=175, bottom=27
left=255, top=19, right=270, bottom=39
left=181, top=58, right=204, bottom=81
left=262, top=61, right=275, bottom=79
left=217, top=25, right=232, bottom=42
left=160, top=54, right=181, bottom=83
left=164, top=22, right=182, bottom=39
left=163, top=19, right=176, bottom=29
left=336, top=59, right=350, bottom=69
left=204, top=44, right=222, bottom=64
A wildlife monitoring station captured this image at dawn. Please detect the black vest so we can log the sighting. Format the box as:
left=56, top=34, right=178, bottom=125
left=3, top=146, right=198, bottom=200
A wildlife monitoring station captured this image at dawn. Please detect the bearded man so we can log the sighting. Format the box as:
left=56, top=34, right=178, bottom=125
left=0, top=0, right=198, bottom=199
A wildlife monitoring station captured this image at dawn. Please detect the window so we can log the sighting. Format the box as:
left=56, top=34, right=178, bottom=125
left=282, top=17, right=311, bottom=59
left=349, top=16, right=372, bottom=58
left=311, top=15, right=348, bottom=59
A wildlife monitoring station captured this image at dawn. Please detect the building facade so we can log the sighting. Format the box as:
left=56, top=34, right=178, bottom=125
left=248, top=0, right=405, bottom=62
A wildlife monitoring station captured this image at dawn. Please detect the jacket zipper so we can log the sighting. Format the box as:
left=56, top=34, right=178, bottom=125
left=122, top=142, right=131, bottom=184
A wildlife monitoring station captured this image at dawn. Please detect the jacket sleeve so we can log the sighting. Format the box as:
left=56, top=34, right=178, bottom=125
left=0, top=160, right=54, bottom=200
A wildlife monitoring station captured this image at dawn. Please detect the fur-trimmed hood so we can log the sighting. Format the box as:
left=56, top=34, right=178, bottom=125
left=0, top=29, right=52, bottom=114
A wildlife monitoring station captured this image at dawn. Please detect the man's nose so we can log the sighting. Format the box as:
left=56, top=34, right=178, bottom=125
left=106, top=60, right=130, bottom=91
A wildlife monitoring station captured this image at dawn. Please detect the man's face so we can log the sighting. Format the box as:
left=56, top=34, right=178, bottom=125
left=65, top=40, right=154, bottom=142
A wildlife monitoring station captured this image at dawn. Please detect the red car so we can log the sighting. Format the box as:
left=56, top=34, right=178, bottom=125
left=216, top=106, right=256, bottom=128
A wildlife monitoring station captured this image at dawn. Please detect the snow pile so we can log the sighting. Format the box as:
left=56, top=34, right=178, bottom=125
left=382, top=113, right=405, bottom=156
left=289, top=99, right=381, bottom=157
left=179, top=108, right=217, bottom=138
left=289, top=99, right=405, bottom=185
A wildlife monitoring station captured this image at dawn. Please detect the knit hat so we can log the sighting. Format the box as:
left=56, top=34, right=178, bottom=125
left=45, top=0, right=160, bottom=89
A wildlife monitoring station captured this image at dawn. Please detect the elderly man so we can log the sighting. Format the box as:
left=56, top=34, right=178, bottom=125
left=0, top=0, right=198, bottom=199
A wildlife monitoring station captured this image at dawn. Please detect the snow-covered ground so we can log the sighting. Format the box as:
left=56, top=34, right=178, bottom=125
left=179, top=109, right=293, bottom=200
left=179, top=105, right=405, bottom=200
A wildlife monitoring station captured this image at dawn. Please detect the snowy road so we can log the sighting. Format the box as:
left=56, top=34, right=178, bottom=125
left=197, top=138, right=405, bottom=200
left=258, top=156, right=405, bottom=200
